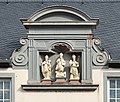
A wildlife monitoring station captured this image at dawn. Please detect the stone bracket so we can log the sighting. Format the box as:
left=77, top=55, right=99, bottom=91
left=92, top=38, right=110, bottom=66
left=11, top=38, right=28, bottom=68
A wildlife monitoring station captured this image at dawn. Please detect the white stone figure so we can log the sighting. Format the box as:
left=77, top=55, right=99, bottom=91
left=41, top=55, right=51, bottom=79
left=69, top=55, right=79, bottom=80
left=55, top=53, right=66, bottom=77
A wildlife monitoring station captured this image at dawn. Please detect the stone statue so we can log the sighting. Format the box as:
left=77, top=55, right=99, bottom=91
left=69, top=55, right=79, bottom=80
left=55, top=53, right=66, bottom=77
left=41, top=55, right=51, bottom=79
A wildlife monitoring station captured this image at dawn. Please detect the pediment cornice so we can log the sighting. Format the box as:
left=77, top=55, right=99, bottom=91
left=21, top=5, right=99, bottom=27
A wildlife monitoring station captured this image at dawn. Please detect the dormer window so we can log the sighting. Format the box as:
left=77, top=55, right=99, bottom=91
left=12, top=6, right=109, bottom=86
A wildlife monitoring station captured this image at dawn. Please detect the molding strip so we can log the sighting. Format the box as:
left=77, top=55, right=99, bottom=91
left=21, top=84, right=99, bottom=91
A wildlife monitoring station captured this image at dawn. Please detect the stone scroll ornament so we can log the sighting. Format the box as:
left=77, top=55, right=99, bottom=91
left=92, top=38, right=109, bottom=66
left=11, top=38, right=28, bottom=67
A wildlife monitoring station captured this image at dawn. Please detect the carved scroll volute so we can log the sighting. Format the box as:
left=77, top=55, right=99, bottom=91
left=92, top=38, right=110, bottom=66
left=11, top=38, right=28, bottom=67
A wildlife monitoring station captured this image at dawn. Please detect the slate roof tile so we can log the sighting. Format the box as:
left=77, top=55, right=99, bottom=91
left=0, top=2, right=120, bottom=60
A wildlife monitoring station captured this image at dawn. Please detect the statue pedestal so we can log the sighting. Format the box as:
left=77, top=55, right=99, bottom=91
left=41, top=79, right=51, bottom=85
left=52, top=79, right=68, bottom=85
left=69, top=80, right=80, bottom=85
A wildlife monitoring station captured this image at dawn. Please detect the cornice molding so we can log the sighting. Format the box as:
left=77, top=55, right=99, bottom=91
left=21, top=84, right=99, bottom=91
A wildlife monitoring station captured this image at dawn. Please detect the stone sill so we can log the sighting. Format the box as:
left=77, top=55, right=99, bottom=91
left=21, top=84, right=99, bottom=91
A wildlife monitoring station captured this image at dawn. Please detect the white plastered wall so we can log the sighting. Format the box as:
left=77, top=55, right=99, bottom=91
left=15, top=69, right=99, bottom=102
left=0, top=68, right=106, bottom=102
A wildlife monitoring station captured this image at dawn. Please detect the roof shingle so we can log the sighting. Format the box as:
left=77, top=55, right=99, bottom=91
left=0, top=2, right=120, bottom=60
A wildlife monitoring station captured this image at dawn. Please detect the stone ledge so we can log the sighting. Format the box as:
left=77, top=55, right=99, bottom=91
left=21, top=84, right=99, bottom=91
left=0, top=60, right=10, bottom=68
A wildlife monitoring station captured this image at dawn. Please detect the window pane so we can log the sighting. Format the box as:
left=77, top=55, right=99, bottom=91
left=4, top=100, right=10, bottom=102
left=0, top=80, right=11, bottom=102
left=117, top=80, right=120, bottom=88
left=0, top=91, right=3, bottom=99
left=117, top=99, right=120, bottom=102
left=117, top=90, right=120, bottom=98
left=110, top=99, right=115, bottom=102
left=110, top=80, right=115, bottom=88
left=4, top=82, right=10, bottom=89
left=4, top=91, right=10, bottom=99
left=0, top=82, right=3, bottom=89
left=110, top=90, right=115, bottom=98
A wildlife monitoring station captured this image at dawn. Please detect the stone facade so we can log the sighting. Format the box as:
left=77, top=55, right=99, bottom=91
left=11, top=6, right=109, bottom=84
left=0, top=5, right=119, bottom=102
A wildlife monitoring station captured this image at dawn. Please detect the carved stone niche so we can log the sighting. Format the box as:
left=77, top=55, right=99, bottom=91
left=39, top=43, right=82, bottom=85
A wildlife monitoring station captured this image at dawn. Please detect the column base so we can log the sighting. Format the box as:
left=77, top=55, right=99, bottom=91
left=81, top=79, right=93, bottom=84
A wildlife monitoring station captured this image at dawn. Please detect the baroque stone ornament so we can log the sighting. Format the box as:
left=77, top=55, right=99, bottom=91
left=55, top=53, right=66, bottom=77
left=41, top=55, right=51, bottom=80
left=51, top=42, right=72, bottom=53
left=11, top=38, right=28, bottom=68
left=69, top=55, right=79, bottom=80
left=92, top=38, right=109, bottom=66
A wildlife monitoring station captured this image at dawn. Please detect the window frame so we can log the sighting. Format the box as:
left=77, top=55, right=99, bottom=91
left=0, top=73, right=15, bottom=102
left=108, top=78, right=120, bottom=102
left=0, top=79, right=11, bottom=102
left=103, top=72, right=120, bottom=102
